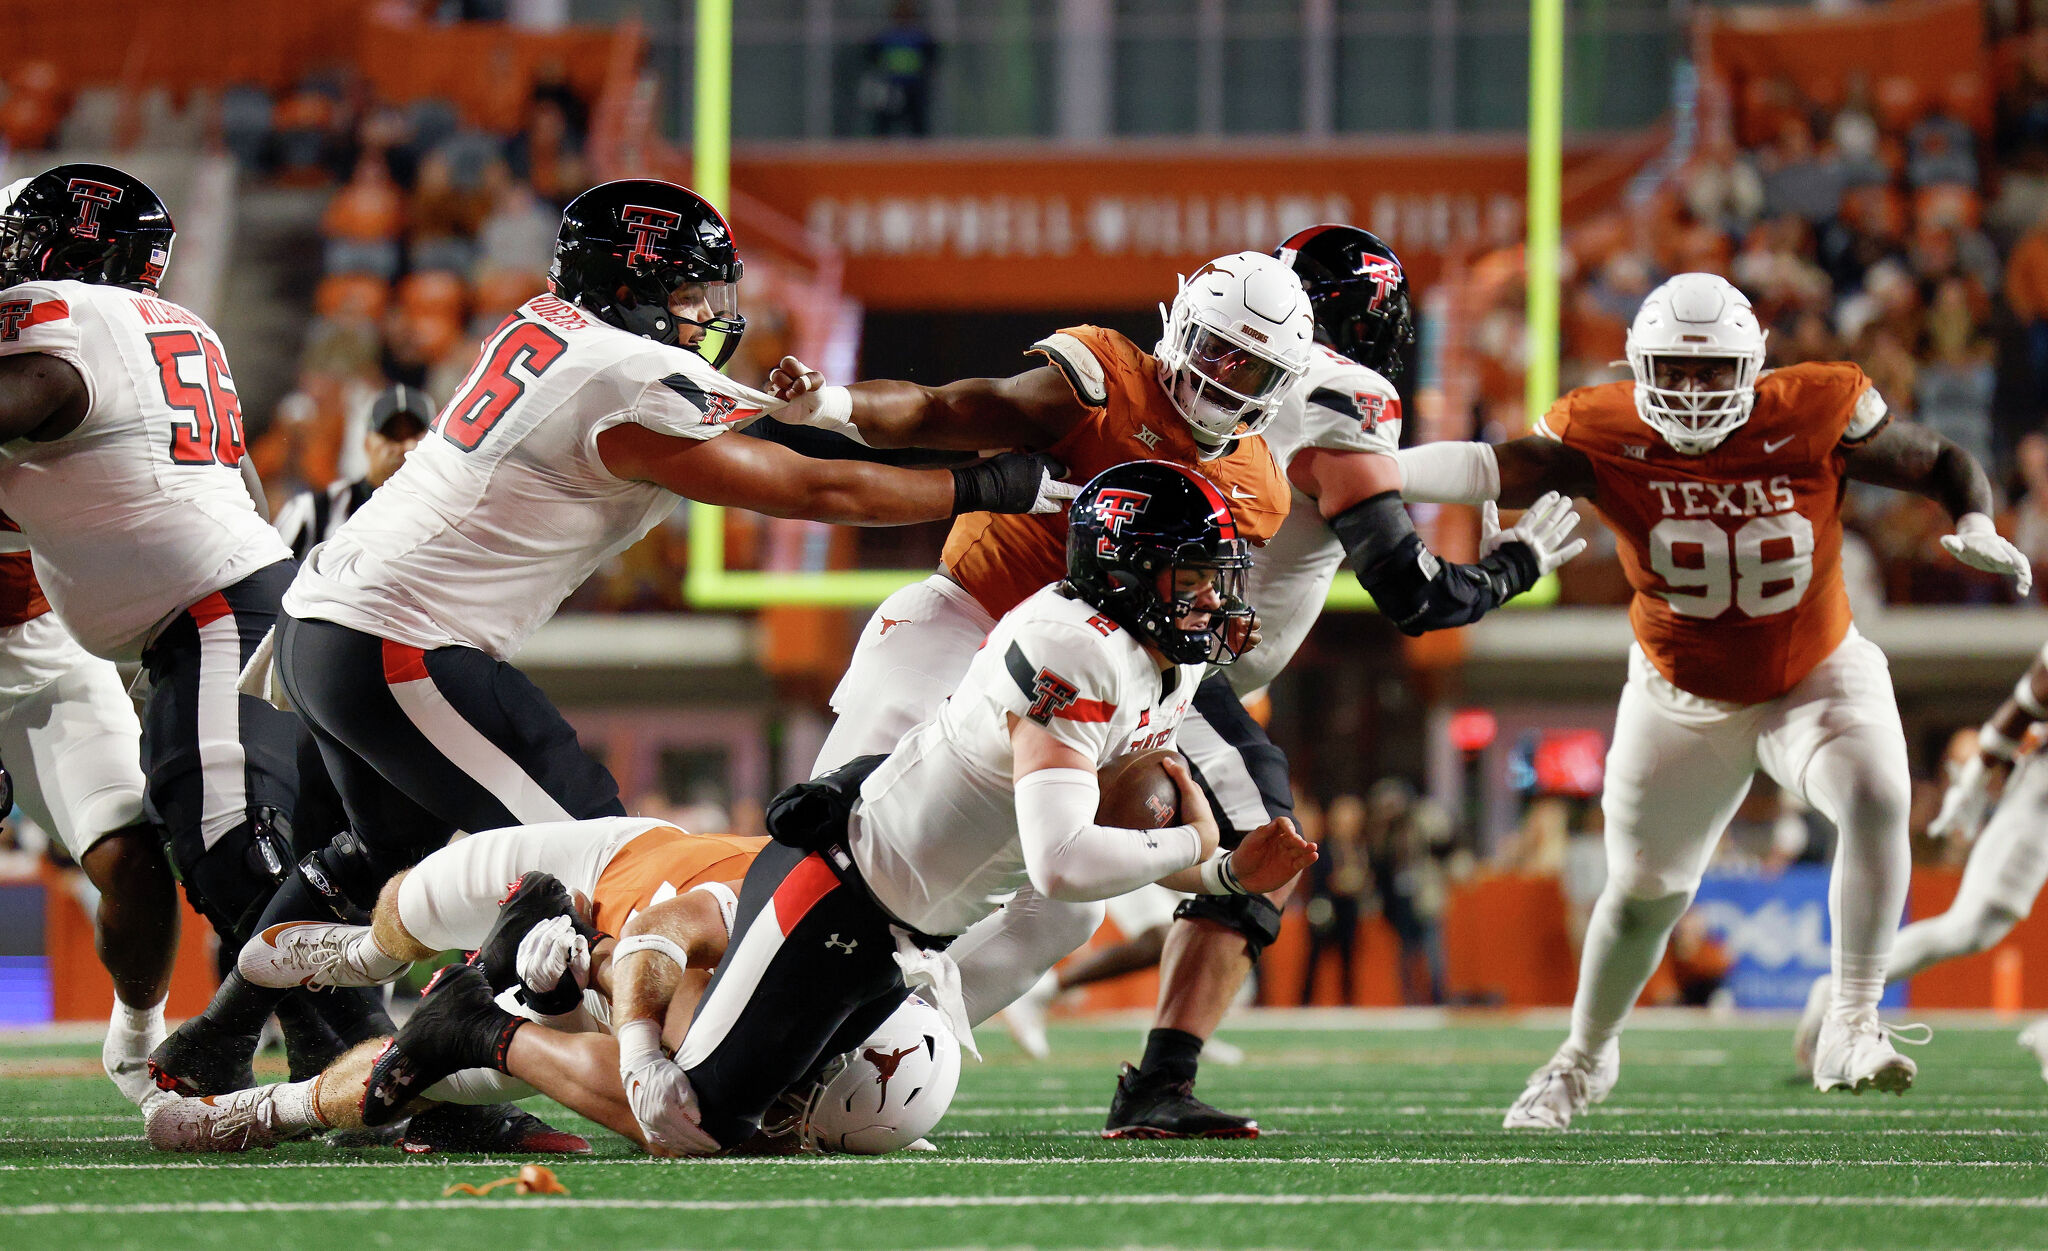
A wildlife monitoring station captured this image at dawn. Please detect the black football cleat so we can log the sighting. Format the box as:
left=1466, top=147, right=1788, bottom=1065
left=359, top=964, right=524, bottom=1127
left=1101, top=1062, right=1259, bottom=1139
left=400, top=1102, right=591, bottom=1155
left=472, top=871, right=599, bottom=1014
left=147, top=1015, right=259, bottom=1097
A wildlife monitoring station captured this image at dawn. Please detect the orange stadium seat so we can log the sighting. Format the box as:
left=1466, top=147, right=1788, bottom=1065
left=313, top=273, right=390, bottom=322
left=396, top=271, right=468, bottom=325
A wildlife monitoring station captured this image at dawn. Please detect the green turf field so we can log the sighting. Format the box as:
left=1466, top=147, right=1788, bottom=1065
left=2, top=1014, right=2044, bottom=1250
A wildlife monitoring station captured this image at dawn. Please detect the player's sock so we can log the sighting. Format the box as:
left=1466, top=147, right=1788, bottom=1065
left=1884, top=906, right=2018, bottom=985
left=1133, top=1027, right=1203, bottom=1088
left=1564, top=888, right=1689, bottom=1056
left=1830, top=957, right=1886, bottom=1017
left=113, top=998, right=166, bottom=1037
left=265, top=1077, right=330, bottom=1134
left=308, top=985, right=396, bottom=1047
left=195, top=971, right=290, bottom=1041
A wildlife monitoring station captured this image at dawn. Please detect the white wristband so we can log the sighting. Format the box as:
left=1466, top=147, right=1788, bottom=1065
left=1979, top=723, right=2021, bottom=760
left=616, top=1017, right=664, bottom=1071
left=613, top=934, right=691, bottom=972
left=1196, top=852, right=1248, bottom=896
left=2013, top=675, right=2048, bottom=721
left=795, top=385, right=868, bottom=445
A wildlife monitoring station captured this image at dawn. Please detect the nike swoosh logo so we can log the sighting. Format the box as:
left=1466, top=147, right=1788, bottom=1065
left=1229, top=485, right=1254, bottom=500
left=1763, top=436, right=1793, bottom=453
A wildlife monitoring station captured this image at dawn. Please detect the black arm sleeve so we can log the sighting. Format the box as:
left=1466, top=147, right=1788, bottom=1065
left=1329, top=491, right=1540, bottom=636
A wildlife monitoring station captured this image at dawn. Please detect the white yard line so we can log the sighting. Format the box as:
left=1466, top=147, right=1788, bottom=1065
left=7, top=1192, right=2048, bottom=1217
left=0, top=1155, right=2040, bottom=1173
left=941, top=1105, right=2048, bottom=1118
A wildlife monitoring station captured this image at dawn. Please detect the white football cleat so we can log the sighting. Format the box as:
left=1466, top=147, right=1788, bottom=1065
left=237, top=921, right=409, bottom=989
left=1503, top=1040, right=1619, bottom=1130
left=1792, top=974, right=1830, bottom=1075
left=1812, top=1011, right=1926, bottom=1094
left=1000, top=969, right=1057, bottom=1061
left=145, top=1088, right=293, bottom=1153
left=2017, top=1019, right=2048, bottom=1084
left=101, top=1004, right=165, bottom=1109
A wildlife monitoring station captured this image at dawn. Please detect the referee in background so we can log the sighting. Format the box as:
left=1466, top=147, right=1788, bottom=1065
left=272, top=385, right=433, bottom=561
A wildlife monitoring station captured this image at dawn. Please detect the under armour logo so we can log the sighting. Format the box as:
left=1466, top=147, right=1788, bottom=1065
left=65, top=178, right=124, bottom=241
left=1133, top=426, right=1162, bottom=451
left=879, top=616, right=912, bottom=637
left=620, top=203, right=684, bottom=267
left=825, top=934, right=858, bottom=954
left=863, top=1043, right=921, bottom=1103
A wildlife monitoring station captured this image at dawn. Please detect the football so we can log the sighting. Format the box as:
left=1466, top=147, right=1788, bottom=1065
left=1095, top=747, right=1183, bottom=829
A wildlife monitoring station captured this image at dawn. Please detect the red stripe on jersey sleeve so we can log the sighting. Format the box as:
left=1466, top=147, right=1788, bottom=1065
left=21, top=300, right=69, bottom=330
left=772, top=853, right=841, bottom=936
left=380, top=640, right=430, bottom=685
left=1054, top=697, right=1116, bottom=723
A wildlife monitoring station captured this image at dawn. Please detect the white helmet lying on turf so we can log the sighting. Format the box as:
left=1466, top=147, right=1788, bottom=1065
left=799, top=994, right=962, bottom=1154
left=1625, top=272, right=1768, bottom=456
left=1155, top=251, right=1314, bottom=455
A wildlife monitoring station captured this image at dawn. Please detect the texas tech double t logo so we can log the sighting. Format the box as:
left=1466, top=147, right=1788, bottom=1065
left=620, top=204, right=684, bottom=267
left=65, top=178, right=124, bottom=241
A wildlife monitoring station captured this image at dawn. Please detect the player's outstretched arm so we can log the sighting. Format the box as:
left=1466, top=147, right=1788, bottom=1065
left=770, top=357, right=1091, bottom=452
left=0, top=352, right=88, bottom=442
left=1931, top=651, right=2048, bottom=838
left=610, top=892, right=732, bottom=1156
left=1011, top=718, right=1213, bottom=903
left=1843, top=420, right=2032, bottom=594
left=597, top=421, right=1072, bottom=526
left=1297, top=446, right=1584, bottom=635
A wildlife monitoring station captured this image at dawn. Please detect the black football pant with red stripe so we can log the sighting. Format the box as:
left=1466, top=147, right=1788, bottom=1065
left=275, top=612, right=624, bottom=880
left=680, top=841, right=910, bottom=1147
left=141, top=560, right=387, bottom=1049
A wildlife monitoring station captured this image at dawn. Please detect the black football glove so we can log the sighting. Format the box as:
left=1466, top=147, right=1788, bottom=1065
left=950, top=452, right=1076, bottom=516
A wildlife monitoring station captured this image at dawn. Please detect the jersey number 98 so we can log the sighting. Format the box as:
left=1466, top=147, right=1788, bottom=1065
left=1648, top=514, right=1814, bottom=619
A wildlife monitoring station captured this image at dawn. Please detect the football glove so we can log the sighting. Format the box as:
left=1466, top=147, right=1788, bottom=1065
left=951, top=452, right=1076, bottom=516
left=616, top=1020, right=721, bottom=1157
left=1928, top=752, right=2008, bottom=841
left=515, top=914, right=590, bottom=1013
left=1481, top=491, right=1587, bottom=578
left=1941, top=513, right=2033, bottom=596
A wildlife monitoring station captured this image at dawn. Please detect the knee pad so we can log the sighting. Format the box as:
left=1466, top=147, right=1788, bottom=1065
left=298, top=829, right=410, bottom=918
left=1173, top=892, right=1284, bottom=961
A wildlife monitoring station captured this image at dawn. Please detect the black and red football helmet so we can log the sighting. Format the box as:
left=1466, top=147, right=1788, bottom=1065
left=1274, top=223, right=1415, bottom=380
left=549, top=178, right=747, bottom=367
left=0, top=163, right=176, bottom=292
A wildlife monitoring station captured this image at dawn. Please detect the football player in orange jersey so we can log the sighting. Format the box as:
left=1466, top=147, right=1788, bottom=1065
left=764, top=250, right=1576, bottom=1136
left=1396, top=273, right=2030, bottom=1126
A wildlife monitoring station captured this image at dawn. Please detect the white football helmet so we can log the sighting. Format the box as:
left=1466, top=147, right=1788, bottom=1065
left=799, top=995, right=961, bottom=1154
left=1625, top=273, right=1768, bottom=455
left=1156, top=251, right=1314, bottom=455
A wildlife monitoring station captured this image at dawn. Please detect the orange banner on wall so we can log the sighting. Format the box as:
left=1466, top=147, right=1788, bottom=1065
left=731, top=134, right=1662, bottom=312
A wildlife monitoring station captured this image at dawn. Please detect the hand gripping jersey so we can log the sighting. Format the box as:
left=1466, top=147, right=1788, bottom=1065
left=0, top=512, right=51, bottom=630
left=285, top=294, right=776, bottom=657
left=1229, top=343, right=1403, bottom=693
left=1535, top=361, right=1888, bottom=705
left=0, top=281, right=287, bottom=660
left=851, top=583, right=1205, bottom=937
left=939, top=325, right=1291, bottom=619
left=587, top=825, right=767, bottom=936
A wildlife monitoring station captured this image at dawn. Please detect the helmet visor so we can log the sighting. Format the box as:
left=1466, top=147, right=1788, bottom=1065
left=1186, top=325, right=1292, bottom=401
left=670, top=279, right=745, bottom=370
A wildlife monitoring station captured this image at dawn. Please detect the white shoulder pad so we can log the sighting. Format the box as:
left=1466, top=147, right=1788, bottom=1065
left=1029, top=332, right=1110, bottom=408
left=1844, top=385, right=1888, bottom=443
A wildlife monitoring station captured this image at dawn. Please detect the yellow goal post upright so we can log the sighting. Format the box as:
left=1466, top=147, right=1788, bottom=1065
left=681, top=0, right=1566, bottom=611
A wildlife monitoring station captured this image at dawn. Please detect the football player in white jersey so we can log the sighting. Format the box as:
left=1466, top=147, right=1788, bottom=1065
left=1790, top=643, right=2048, bottom=1075
left=148, top=178, right=1071, bottom=1100
left=592, top=462, right=1317, bottom=1154
left=0, top=163, right=387, bottom=1099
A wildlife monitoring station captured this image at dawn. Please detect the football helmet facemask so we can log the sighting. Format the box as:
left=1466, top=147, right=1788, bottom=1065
left=1065, top=460, right=1255, bottom=666
left=1626, top=272, right=1767, bottom=455
left=0, top=163, right=175, bottom=292
left=550, top=179, right=746, bottom=367
left=1155, top=251, right=1313, bottom=455
left=1274, top=223, right=1415, bottom=379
